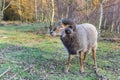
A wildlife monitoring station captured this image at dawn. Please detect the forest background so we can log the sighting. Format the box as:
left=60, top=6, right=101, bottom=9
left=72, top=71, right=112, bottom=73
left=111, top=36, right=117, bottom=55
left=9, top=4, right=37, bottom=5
left=0, top=0, right=120, bottom=37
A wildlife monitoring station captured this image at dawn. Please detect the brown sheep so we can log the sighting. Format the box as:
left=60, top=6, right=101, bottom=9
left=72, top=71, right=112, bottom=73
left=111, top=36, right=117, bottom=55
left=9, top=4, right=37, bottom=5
left=50, top=18, right=98, bottom=73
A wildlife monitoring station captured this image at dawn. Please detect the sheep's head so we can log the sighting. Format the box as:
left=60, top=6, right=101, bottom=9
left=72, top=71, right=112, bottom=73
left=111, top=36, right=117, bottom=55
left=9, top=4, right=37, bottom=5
left=50, top=18, right=76, bottom=36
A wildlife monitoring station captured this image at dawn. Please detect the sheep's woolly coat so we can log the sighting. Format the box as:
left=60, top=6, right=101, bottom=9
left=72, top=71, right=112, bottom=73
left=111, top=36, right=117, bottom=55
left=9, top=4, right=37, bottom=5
left=60, top=23, right=98, bottom=55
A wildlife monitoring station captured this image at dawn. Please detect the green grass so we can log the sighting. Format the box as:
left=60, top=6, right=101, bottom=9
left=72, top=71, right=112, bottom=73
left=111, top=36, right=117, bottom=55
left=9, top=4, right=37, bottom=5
left=0, top=24, right=120, bottom=80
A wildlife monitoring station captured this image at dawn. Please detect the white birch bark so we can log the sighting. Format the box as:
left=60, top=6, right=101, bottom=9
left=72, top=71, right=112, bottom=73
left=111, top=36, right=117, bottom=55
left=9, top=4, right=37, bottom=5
left=1, top=0, right=12, bottom=20
left=98, top=0, right=104, bottom=37
left=34, top=0, right=38, bottom=21
left=18, top=0, right=22, bottom=21
left=51, top=0, right=55, bottom=24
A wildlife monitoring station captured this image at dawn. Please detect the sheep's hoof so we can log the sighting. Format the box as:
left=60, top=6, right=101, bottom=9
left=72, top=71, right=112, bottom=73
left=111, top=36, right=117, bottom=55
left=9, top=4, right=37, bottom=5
left=80, top=70, right=84, bottom=73
left=64, top=70, right=69, bottom=74
left=94, top=68, right=99, bottom=74
left=94, top=68, right=98, bottom=74
left=80, top=69, right=84, bottom=74
left=94, top=65, right=97, bottom=71
left=80, top=67, right=84, bottom=73
left=64, top=69, right=69, bottom=74
left=79, top=70, right=85, bottom=74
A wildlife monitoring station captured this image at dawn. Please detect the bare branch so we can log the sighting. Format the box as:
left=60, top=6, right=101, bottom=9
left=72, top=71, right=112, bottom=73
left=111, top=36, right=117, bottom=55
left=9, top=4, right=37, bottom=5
left=0, top=66, right=12, bottom=78
left=8, top=65, right=34, bottom=80
left=3, top=0, right=12, bottom=11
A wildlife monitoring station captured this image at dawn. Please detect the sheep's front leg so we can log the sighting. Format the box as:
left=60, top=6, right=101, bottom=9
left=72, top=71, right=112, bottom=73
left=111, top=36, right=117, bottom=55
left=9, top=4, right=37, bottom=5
left=65, top=54, right=72, bottom=73
left=83, top=49, right=90, bottom=64
left=92, top=48, right=97, bottom=70
left=79, top=52, right=84, bottom=73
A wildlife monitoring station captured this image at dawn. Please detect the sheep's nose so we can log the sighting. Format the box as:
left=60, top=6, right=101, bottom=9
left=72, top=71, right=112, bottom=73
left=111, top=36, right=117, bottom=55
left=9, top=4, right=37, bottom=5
left=50, top=31, right=53, bottom=36
left=50, top=31, right=52, bottom=34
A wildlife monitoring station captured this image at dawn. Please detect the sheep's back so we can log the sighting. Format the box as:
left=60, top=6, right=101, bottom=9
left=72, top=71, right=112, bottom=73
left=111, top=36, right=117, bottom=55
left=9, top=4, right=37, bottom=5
left=76, top=23, right=98, bottom=52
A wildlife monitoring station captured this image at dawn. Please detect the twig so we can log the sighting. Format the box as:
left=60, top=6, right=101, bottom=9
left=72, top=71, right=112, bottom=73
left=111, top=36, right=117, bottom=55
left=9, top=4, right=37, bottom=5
left=8, top=65, right=34, bottom=80
left=8, top=73, right=18, bottom=80
left=22, top=65, right=34, bottom=72
left=95, top=69, right=109, bottom=80
left=0, top=58, right=20, bottom=64
left=3, top=0, right=12, bottom=11
left=0, top=67, right=12, bottom=78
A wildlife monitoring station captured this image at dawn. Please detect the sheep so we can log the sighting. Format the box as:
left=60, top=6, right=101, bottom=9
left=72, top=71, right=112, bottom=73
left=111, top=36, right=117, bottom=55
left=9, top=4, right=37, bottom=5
left=50, top=18, right=98, bottom=73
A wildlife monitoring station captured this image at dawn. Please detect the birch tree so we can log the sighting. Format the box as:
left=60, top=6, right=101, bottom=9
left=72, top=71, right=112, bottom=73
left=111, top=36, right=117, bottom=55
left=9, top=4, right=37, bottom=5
left=98, top=0, right=104, bottom=37
left=51, top=0, right=55, bottom=24
left=34, top=0, right=38, bottom=21
left=85, top=0, right=89, bottom=22
left=1, top=0, right=12, bottom=20
left=18, top=0, right=22, bottom=21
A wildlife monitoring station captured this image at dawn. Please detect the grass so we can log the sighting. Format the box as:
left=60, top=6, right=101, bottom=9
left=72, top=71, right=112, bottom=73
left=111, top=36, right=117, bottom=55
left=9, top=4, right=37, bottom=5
left=0, top=23, right=120, bottom=80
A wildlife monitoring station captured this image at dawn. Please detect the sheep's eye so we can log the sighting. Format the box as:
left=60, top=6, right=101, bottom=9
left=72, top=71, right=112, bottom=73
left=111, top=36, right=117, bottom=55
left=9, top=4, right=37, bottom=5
left=69, top=26, right=72, bottom=29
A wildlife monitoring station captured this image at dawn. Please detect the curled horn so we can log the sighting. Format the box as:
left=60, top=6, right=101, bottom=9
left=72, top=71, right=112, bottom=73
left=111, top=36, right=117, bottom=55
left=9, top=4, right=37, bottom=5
left=62, top=18, right=76, bottom=31
left=61, top=18, right=75, bottom=25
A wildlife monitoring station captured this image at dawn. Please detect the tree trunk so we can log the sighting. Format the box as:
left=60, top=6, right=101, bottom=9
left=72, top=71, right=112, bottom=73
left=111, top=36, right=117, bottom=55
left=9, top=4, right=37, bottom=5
left=34, top=0, right=38, bottom=22
left=116, top=20, right=120, bottom=33
left=103, top=18, right=107, bottom=30
left=51, top=0, right=55, bottom=24
left=1, top=0, right=12, bottom=20
left=1, top=0, right=5, bottom=18
left=98, top=0, right=104, bottom=37
left=117, top=25, right=120, bottom=34
left=111, top=21, right=114, bottom=32
left=18, top=0, right=22, bottom=22
left=85, top=0, right=89, bottom=22
left=66, top=5, right=69, bottom=18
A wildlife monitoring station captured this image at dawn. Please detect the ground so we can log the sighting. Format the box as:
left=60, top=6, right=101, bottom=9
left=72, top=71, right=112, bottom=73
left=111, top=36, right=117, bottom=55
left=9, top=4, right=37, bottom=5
left=0, top=23, right=120, bottom=80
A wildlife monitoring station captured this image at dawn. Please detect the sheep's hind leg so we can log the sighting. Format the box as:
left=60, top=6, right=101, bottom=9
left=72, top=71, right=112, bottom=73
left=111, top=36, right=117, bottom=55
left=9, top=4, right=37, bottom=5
left=83, top=52, right=87, bottom=64
left=92, top=47, right=97, bottom=70
left=65, top=55, right=72, bottom=73
left=79, top=52, right=84, bottom=73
